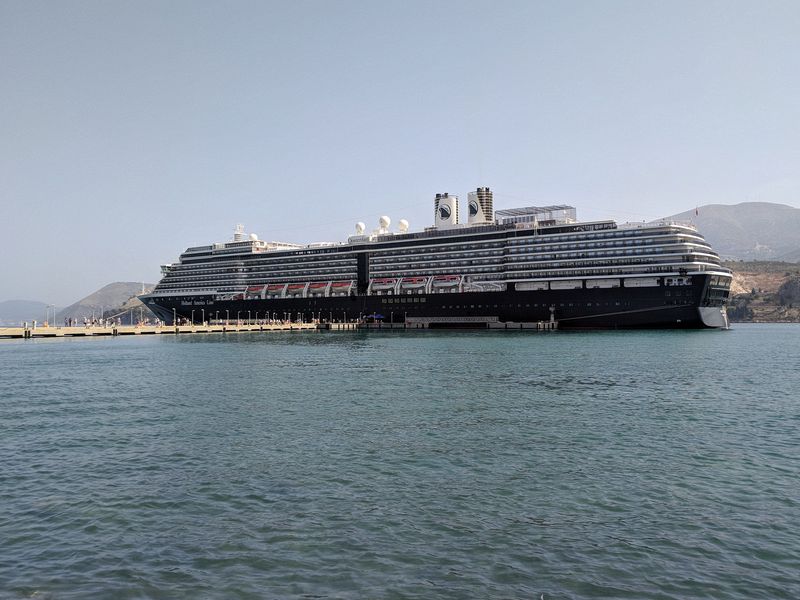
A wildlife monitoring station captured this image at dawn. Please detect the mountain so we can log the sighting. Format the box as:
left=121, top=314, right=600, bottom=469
left=0, top=300, right=59, bottom=326
left=664, top=202, right=800, bottom=261
left=105, top=287, right=159, bottom=324
left=56, top=282, right=154, bottom=323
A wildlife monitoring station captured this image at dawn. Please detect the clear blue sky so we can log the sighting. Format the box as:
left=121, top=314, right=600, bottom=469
left=2, top=0, right=799, bottom=305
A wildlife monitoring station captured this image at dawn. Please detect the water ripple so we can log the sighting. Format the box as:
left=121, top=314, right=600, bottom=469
left=1, top=326, right=799, bottom=599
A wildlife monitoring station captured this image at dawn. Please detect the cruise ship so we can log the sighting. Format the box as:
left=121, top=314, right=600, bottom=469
left=140, top=187, right=732, bottom=329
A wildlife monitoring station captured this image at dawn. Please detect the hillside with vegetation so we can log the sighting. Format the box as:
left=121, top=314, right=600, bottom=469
left=725, top=261, right=800, bottom=322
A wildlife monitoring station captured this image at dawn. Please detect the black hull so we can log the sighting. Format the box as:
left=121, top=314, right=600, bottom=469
left=143, top=275, right=727, bottom=330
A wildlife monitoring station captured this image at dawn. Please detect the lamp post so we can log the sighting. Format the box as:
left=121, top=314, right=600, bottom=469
left=248, top=310, right=251, bottom=324
left=172, top=307, right=176, bottom=325
left=226, top=310, right=229, bottom=324
left=201, top=308, right=205, bottom=324
left=237, top=310, right=241, bottom=324
left=191, top=309, right=195, bottom=325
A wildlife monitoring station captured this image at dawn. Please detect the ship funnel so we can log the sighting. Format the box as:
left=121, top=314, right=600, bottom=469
left=434, top=193, right=459, bottom=228
left=467, top=187, right=494, bottom=225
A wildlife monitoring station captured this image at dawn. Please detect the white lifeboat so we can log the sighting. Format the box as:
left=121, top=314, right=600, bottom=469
left=371, top=278, right=398, bottom=291
left=400, top=276, right=428, bottom=290
left=286, top=283, right=306, bottom=295
left=432, top=275, right=461, bottom=288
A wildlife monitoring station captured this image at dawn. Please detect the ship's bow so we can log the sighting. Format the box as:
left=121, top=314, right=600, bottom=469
left=698, top=306, right=729, bottom=329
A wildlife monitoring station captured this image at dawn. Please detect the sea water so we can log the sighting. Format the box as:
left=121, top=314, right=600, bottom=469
left=0, top=324, right=798, bottom=599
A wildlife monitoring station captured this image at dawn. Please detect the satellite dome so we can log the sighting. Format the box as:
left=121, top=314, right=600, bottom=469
left=355, top=222, right=366, bottom=234
left=398, top=219, right=409, bottom=232
left=249, top=233, right=259, bottom=241
left=379, top=215, right=391, bottom=229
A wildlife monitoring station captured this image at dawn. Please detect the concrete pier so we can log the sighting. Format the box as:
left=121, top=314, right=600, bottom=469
left=1, top=319, right=558, bottom=339
left=487, top=321, right=558, bottom=330
left=319, top=322, right=360, bottom=331
left=0, top=323, right=318, bottom=339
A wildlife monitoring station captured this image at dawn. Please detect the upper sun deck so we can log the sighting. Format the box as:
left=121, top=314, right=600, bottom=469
left=174, top=205, right=704, bottom=265
left=181, top=238, right=303, bottom=258
left=620, top=220, right=698, bottom=232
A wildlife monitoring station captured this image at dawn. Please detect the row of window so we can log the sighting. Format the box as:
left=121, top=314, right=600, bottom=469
left=509, top=234, right=709, bottom=252
left=169, top=239, right=715, bottom=283
left=161, top=266, right=357, bottom=285
left=167, top=228, right=712, bottom=276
